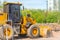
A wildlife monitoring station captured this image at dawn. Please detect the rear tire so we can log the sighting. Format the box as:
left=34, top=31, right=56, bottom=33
left=3, top=24, right=13, bottom=39
left=28, top=24, right=40, bottom=38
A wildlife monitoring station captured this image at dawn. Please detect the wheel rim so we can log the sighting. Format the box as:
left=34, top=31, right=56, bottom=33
left=32, top=28, right=38, bottom=36
left=4, top=28, right=12, bottom=37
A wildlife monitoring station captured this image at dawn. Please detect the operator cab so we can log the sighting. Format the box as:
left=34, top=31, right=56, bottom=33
left=4, top=2, right=22, bottom=23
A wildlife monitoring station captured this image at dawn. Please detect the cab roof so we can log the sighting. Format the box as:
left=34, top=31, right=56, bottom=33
left=4, top=2, right=22, bottom=5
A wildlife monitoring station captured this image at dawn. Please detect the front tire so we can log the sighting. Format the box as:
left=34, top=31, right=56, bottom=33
left=28, top=24, right=40, bottom=38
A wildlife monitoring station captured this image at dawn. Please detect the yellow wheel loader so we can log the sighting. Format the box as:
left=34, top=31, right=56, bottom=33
left=0, top=2, right=52, bottom=39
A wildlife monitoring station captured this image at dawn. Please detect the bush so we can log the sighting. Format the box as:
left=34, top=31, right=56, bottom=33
left=21, top=9, right=60, bottom=23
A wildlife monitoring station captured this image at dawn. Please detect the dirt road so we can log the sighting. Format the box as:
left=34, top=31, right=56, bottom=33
left=15, top=31, right=60, bottom=40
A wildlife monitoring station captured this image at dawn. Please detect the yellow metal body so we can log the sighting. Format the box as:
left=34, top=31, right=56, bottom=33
left=20, top=16, right=36, bottom=34
left=0, top=2, right=52, bottom=38
left=0, top=12, right=13, bottom=39
left=40, top=25, right=51, bottom=37
left=0, top=12, right=7, bottom=25
left=0, top=10, right=51, bottom=38
left=20, top=16, right=51, bottom=37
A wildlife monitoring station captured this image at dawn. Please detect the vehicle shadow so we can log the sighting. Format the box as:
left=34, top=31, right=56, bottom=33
left=14, top=35, right=28, bottom=39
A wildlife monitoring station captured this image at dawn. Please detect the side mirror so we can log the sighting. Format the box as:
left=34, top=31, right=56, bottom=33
left=20, top=6, right=24, bottom=11
left=22, top=6, right=24, bottom=11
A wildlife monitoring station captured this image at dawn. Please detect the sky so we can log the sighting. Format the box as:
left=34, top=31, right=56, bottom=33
left=0, top=0, right=47, bottom=10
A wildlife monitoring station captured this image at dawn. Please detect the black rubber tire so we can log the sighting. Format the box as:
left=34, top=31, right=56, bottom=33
left=27, top=24, right=40, bottom=38
left=3, top=24, right=13, bottom=39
